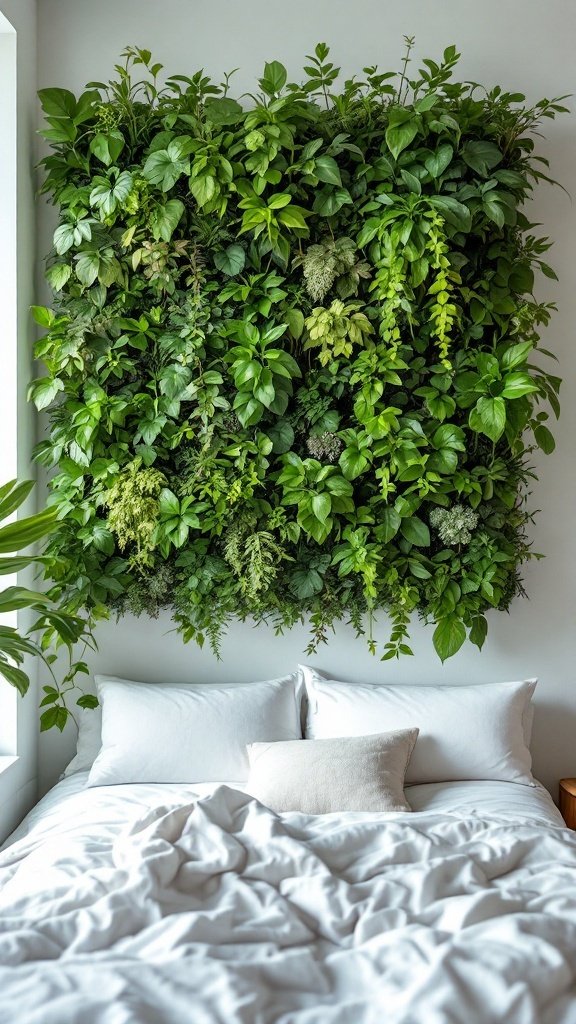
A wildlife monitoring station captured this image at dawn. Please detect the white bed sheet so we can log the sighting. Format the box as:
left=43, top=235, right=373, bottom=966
left=0, top=774, right=575, bottom=1024
left=4, top=771, right=564, bottom=850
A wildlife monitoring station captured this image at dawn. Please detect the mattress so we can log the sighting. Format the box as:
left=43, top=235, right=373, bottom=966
left=1, top=774, right=575, bottom=1024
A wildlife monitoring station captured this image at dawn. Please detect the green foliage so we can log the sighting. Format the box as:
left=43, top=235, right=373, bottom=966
left=0, top=480, right=92, bottom=729
left=33, top=41, right=565, bottom=664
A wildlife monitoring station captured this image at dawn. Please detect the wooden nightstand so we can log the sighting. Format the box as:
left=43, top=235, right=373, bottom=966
left=559, top=779, right=576, bottom=829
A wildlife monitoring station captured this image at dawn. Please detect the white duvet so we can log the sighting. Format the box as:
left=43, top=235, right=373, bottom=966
left=1, top=777, right=576, bottom=1024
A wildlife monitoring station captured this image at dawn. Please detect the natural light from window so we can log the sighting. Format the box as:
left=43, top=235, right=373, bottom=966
left=0, top=10, right=19, bottom=756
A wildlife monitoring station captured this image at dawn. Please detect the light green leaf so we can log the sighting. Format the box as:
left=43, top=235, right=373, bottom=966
left=143, top=145, right=190, bottom=191
left=189, top=174, right=216, bottom=207
left=468, top=397, right=506, bottom=442
left=259, top=60, right=287, bottom=96
left=28, top=376, right=64, bottom=411
left=311, top=493, right=331, bottom=523
left=53, top=223, right=76, bottom=255
left=433, top=616, right=467, bottom=662
left=339, top=447, right=369, bottom=481
left=385, top=118, right=419, bottom=159
left=46, top=263, right=72, bottom=291
left=501, top=372, right=538, bottom=399
left=501, top=341, right=533, bottom=370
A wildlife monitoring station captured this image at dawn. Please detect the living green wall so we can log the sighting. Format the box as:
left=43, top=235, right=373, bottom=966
left=32, top=42, right=564, bottom=665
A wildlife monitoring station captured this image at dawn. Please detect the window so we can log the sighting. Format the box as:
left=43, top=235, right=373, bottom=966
left=0, top=11, right=18, bottom=755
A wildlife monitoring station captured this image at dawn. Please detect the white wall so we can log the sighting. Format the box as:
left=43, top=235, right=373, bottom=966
left=36, top=0, right=576, bottom=798
left=0, top=0, right=38, bottom=841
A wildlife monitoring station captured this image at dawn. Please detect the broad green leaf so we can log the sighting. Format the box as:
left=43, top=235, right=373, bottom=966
left=433, top=616, right=467, bottom=662
left=267, top=420, right=294, bottom=454
left=77, top=694, right=99, bottom=709
left=31, top=305, right=55, bottom=328
left=461, top=140, right=502, bottom=176
left=40, top=705, right=69, bottom=732
left=376, top=507, right=401, bottom=543
left=429, top=195, right=472, bottom=233
left=400, top=516, right=430, bottom=547
left=314, top=155, right=342, bottom=186
left=189, top=174, right=216, bottom=207
left=501, top=341, right=533, bottom=370
left=75, top=252, right=100, bottom=287
left=313, top=187, right=353, bottom=217
left=159, top=489, right=180, bottom=517
left=501, top=372, right=538, bottom=399
left=289, top=567, right=324, bottom=600
left=432, top=424, right=465, bottom=450
left=46, top=263, right=72, bottom=291
left=150, top=198, right=185, bottom=241
left=385, top=118, right=419, bottom=159
left=483, top=198, right=505, bottom=228
left=400, top=169, right=421, bottom=194
left=0, top=507, right=58, bottom=553
left=143, top=145, right=190, bottom=191
left=311, top=493, right=331, bottom=523
left=0, top=661, right=30, bottom=696
left=277, top=207, right=309, bottom=229
left=204, top=97, right=244, bottom=125
left=469, top=615, right=488, bottom=650
left=89, top=130, right=124, bottom=166
left=28, top=376, right=64, bottom=411
left=259, top=60, right=287, bottom=96
left=424, top=144, right=453, bottom=178
left=534, top=424, right=555, bottom=454
left=468, top=397, right=506, bottom=442
left=285, top=308, right=304, bottom=341
left=214, top=244, right=246, bottom=277
left=53, top=223, right=76, bottom=255
left=38, top=87, right=77, bottom=119
left=339, top=447, right=369, bottom=481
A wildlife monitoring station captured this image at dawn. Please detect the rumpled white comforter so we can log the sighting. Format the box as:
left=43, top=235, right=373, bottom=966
left=1, top=783, right=576, bottom=1024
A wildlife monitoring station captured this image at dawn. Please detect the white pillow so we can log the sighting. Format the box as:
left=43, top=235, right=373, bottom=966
left=87, top=673, right=302, bottom=787
left=302, top=667, right=536, bottom=786
left=63, top=704, right=103, bottom=777
left=247, top=730, right=418, bottom=814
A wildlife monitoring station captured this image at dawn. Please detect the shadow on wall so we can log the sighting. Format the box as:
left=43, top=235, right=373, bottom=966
left=532, top=700, right=576, bottom=800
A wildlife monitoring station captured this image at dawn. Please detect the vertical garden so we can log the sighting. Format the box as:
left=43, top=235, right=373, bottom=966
left=31, top=41, right=564, bottom=680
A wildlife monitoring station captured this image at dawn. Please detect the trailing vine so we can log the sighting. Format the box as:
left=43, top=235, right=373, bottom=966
left=32, top=41, right=565, bottom=669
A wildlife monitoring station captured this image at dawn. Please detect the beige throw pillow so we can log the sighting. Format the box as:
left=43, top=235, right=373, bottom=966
left=246, top=729, right=418, bottom=814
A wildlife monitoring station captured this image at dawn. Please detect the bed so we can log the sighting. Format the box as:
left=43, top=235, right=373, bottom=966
left=1, top=670, right=576, bottom=1023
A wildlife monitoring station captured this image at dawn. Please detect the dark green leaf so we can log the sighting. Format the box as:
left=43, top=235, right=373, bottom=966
left=314, top=155, right=342, bottom=186
left=400, top=517, right=430, bottom=547
left=214, top=244, right=246, bottom=277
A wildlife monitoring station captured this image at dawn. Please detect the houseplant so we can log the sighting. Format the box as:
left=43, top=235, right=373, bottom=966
left=31, top=40, right=565, bottom=679
left=0, top=480, right=92, bottom=729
